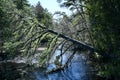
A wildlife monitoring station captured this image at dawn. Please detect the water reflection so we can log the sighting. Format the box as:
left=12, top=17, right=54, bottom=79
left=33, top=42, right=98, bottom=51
left=33, top=49, right=90, bottom=80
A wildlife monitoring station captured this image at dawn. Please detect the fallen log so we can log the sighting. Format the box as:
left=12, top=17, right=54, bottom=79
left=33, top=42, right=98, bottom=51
left=15, top=13, right=110, bottom=57
left=38, top=24, right=111, bottom=58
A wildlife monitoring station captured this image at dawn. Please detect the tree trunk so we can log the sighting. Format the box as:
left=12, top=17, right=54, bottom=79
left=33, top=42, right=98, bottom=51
left=38, top=24, right=111, bottom=58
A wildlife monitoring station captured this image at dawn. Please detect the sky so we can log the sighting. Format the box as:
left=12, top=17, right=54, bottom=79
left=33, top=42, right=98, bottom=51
left=28, top=0, right=71, bottom=15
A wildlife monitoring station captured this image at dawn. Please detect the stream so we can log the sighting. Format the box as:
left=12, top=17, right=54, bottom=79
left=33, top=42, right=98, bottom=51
left=0, top=49, right=93, bottom=80
left=32, top=49, right=92, bottom=80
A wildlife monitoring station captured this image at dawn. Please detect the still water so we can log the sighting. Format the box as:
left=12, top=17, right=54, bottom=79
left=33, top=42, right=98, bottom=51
left=32, top=49, right=91, bottom=80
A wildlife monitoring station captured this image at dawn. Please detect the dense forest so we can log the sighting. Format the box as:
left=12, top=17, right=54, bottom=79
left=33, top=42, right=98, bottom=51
left=0, top=0, right=120, bottom=80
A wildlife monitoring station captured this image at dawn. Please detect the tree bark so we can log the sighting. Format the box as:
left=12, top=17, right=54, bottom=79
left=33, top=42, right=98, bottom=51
left=38, top=24, right=111, bottom=58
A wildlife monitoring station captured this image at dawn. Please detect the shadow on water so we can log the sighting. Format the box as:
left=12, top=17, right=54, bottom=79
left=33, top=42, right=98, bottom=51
left=0, top=49, right=92, bottom=80
left=33, top=49, right=91, bottom=80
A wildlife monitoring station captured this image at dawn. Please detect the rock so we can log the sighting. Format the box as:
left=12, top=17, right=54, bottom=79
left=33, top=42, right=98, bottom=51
left=0, top=53, right=8, bottom=61
left=0, top=61, right=33, bottom=80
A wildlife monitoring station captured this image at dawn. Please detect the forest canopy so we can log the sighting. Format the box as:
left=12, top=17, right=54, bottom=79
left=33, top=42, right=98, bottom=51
left=0, top=0, right=120, bottom=79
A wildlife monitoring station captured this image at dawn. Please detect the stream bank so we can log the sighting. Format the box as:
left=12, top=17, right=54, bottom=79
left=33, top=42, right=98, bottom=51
left=0, top=48, right=96, bottom=80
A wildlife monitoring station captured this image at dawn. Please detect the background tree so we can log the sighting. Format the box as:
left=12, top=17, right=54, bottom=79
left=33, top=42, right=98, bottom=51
left=13, top=0, right=30, bottom=10
left=35, top=2, right=53, bottom=28
left=86, top=0, right=120, bottom=79
left=57, top=0, right=120, bottom=79
left=0, top=0, right=16, bottom=54
left=1, top=0, right=120, bottom=79
left=57, top=0, right=94, bottom=45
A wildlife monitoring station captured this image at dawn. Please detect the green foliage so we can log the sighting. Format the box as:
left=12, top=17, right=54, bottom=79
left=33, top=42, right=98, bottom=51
left=13, top=0, right=30, bottom=9
left=87, top=0, right=120, bottom=53
left=86, top=0, right=120, bottom=79
left=4, top=41, right=22, bottom=55
left=39, top=34, right=59, bottom=66
left=35, top=2, right=53, bottom=28
left=0, top=0, right=17, bottom=53
left=0, top=0, right=53, bottom=62
left=58, top=0, right=120, bottom=79
left=1, top=0, right=119, bottom=78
